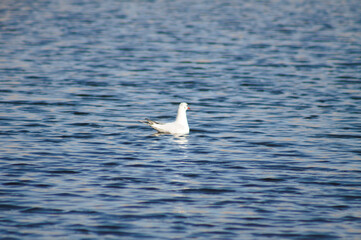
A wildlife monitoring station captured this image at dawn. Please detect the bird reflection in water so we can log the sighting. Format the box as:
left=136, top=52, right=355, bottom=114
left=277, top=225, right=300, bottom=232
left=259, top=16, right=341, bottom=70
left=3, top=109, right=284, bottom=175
left=151, top=132, right=189, bottom=148
left=172, top=135, right=188, bottom=148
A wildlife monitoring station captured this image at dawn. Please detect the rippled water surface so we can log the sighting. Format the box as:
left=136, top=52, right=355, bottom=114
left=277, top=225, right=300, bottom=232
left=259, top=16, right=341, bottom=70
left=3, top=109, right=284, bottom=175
left=1, top=0, right=361, bottom=239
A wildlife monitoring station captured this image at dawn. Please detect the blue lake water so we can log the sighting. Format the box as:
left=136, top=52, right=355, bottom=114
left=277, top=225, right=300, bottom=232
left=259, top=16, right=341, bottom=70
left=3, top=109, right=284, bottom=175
left=1, top=0, right=361, bottom=239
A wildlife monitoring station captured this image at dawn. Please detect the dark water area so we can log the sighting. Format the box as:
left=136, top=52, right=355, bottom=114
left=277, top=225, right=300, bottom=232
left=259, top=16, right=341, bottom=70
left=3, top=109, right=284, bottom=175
left=1, top=0, right=361, bottom=239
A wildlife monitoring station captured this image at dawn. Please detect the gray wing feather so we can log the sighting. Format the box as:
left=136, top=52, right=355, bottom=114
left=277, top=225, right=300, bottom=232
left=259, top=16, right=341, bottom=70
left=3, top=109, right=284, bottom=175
left=140, top=118, right=161, bottom=126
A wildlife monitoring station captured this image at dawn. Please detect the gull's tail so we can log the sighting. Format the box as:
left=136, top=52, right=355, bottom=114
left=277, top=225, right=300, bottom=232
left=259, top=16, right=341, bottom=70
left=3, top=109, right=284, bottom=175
left=140, top=118, right=159, bottom=126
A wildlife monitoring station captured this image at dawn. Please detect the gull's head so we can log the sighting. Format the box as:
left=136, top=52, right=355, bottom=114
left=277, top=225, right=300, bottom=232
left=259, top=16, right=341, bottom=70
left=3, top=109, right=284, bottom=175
left=179, top=102, right=190, bottom=111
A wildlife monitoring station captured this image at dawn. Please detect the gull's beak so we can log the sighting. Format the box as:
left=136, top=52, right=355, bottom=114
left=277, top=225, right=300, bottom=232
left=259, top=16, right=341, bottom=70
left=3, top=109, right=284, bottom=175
left=187, top=106, right=190, bottom=110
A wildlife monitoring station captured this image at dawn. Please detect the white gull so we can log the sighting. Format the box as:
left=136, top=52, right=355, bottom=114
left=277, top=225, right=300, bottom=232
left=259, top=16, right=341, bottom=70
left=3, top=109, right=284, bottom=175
left=141, top=102, right=190, bottom=135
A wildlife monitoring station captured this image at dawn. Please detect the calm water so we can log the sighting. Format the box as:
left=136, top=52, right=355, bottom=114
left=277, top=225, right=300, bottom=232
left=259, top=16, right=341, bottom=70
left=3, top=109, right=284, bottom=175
left=1, top=0, right=361, bottom=239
